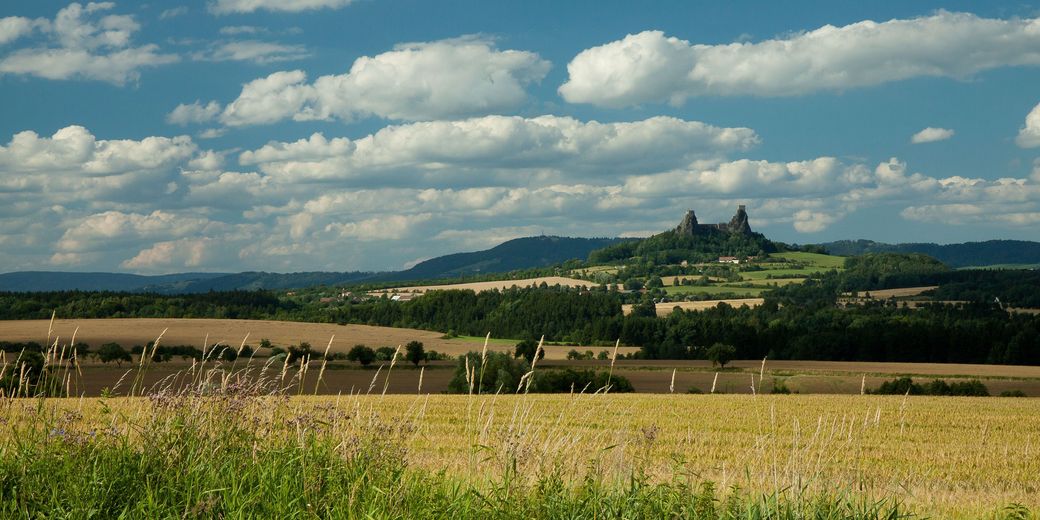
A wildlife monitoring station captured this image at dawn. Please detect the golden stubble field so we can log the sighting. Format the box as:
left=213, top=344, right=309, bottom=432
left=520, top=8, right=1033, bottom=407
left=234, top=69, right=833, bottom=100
left=18, top=393, right=1040, bottom=518
left=622, top=298, right=765, bottom=315
left=5, top=318, right=1040, bottom=396
left=0, top=318, right=640, bottom=360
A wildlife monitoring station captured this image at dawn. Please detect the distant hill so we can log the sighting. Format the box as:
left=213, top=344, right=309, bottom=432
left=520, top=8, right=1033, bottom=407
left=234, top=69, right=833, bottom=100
left=819, top=240, right=1040, bottom=268
left=0, top=272, right=228, bottom=292
left=0, top=236, right=623, bottom=293
left=588, top=206, right=777, bottom=265
left=382, top=236, right=626, bottom=281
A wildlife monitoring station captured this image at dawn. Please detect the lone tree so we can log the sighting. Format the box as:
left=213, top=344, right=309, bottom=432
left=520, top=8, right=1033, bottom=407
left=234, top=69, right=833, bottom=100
left=514, top=339, right=544, bottom=364
left=287, top=342, right=313, bottom=364
left=96, top=343, right=132, bottom=366
left=706, top=343, right=737, bottom=369
left=405, top=341, right=425, bottom=366
left=347, top=344, right=376, bottom=366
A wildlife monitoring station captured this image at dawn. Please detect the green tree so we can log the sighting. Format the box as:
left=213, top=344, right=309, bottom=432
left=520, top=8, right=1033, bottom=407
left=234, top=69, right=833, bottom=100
left=706, top=343, right=736, bottom=369
left=347, top=345, right=376, bottom=366
left=220, top=347, right=238, bottom=362
left=375, top=346, right=396, bottom=361
left=96, top=343, right=132, bottom=366
left=448, top=351, right=528, bottom=394
left=514, top=339, right=543, bottom=364
left=405, top=341, right=425, bottom=366
left=287, top=342, right=313, bottom=364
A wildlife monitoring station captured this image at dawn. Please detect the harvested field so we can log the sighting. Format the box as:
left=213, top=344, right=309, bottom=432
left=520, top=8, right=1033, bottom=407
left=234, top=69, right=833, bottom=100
left=565, top=358, right=1040, bottom=378
left=0, top=318, right=638, bottom=360
left=14, top=393, right=1040, bottom=518
left=843, top=286, right=937, bottom=298
left=622, top=298, right=764, bottom=315
left=371, top=276, right=596, bottom=295
left=54, top=362, right=1040, bottom=398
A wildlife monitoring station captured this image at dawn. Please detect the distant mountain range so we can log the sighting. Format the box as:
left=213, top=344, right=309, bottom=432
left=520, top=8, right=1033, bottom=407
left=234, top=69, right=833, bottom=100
left=819, top=240, right=1040, bottom=268
left=4, top=236, right=1036, bottom=293
left=385, top=235, right=625, bottom=281
left=0, top=236, right=623, bottom=293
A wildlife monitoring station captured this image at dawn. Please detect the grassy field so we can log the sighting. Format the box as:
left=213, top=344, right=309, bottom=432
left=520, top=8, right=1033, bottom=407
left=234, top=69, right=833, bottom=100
left=769, top=251, right=847, bottom=269
left=624, top=298, right=766, bottom=316
left=370, top=276, right=596, bottom=295
left=2, top=389, right=1037, bottom=518
left=663, top=284, right=769, bottom=297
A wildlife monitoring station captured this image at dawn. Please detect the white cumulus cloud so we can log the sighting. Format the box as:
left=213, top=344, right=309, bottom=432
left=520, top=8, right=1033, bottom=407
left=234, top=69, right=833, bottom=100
left=209, top=0, right=354, bottom=14
left=167, top=100, right=223, bottom=126
left=1016, top=102, right=1040, bottom=148
left=121, top=237, right=217, bottom=271
left=0, top=16, right=47, bottom=45
left=0, top=3, right=178, bottom=84
left=560, top=12, right=1040, bottom=107
left=192, top=40, right=309, bottom=64
left=219, top=36, right=550, bottom=126
left=911, top=127, right=954, bottom=144
left=237, top=115, right=759, bottom=183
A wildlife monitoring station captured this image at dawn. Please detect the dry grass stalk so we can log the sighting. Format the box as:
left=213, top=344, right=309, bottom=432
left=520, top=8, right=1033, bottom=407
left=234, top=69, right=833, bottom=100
left=381, top=345, right=401, bottom=396
left=313, top=335, right=334, bottom=395
left=711, top=372, right=719, bottom=394
left=604, top=338, right=620, bottom=393
left=46, top=310, right=55, bottom=349
left=418, top=366, right=424, bottom=394
left=669, top=369, right=676, bottom=394
left=367, top=365, right=383, bottom=395
left=521, top=335, right=546, bottom=394
left=477, top=332, right=490, bottom=394
left=464, top=356, right=472, bottom=394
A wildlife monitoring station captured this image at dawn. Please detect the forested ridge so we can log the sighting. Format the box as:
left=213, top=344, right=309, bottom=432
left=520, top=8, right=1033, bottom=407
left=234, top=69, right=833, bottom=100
left=2, top=259, right=1039, bottom=365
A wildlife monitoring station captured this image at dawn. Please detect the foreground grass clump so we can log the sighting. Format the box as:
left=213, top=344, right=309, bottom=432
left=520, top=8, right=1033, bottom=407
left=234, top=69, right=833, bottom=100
left=0, top=392, right=911, bottom=519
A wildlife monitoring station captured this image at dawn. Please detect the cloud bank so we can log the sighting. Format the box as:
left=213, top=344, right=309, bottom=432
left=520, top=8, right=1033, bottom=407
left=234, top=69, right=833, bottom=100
left=560, top=12, right=1040, bottom=106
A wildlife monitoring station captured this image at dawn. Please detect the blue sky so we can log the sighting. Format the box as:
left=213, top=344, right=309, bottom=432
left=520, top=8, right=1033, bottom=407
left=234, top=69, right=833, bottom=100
left=2, top=1, right=1040, bottom=273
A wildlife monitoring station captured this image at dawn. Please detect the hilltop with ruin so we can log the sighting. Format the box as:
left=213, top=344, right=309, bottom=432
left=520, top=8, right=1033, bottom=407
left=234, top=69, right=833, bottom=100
left=675, top=205, right=752, bottom=236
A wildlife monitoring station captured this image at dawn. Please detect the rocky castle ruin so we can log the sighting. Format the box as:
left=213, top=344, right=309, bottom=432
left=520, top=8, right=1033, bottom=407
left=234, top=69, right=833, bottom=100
left=675, top=205, right=752, bottom=236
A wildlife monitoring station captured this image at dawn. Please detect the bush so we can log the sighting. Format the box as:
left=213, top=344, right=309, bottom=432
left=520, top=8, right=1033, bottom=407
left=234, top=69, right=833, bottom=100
left=375, top=347, right=397, bottom=361
left=447, top=351, right=528, bottom=394
left=530, top=369, right=634, bottom=393
left=424, top=350, right=452, bottom=361
left=871, top=377, right=989, bottom=396
left=405, top=341, right=425, bottom=366
left=514, top=339, right=543, bottom=364
left=771, top=380, right=792, bottom=394
left=346, top=345, right=376, bottom=366
left=1000, top=390, right=1027, bottom=397
left=287, top=343, right=313, bottom=364
left=96, top=343, right=132, bottom=366
left=707, top=343, right=737, bottom=368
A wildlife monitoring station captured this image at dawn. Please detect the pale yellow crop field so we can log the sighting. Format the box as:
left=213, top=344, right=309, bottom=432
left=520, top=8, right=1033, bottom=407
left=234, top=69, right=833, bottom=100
left=843, top=286, right=938, bottom=298
left=370, top=276, right=596, bottom=294
left=0, top=318, right=635, bottom=360
left=622, top=298, right=765, bottom=315
left=19, top=393, right=1039, bottom=519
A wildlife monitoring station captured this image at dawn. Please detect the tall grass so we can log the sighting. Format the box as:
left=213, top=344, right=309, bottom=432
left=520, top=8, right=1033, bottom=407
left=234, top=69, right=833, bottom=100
left=0, top=326, right=1035, bottom=518
left=0, top=391, right=914, bottom=518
